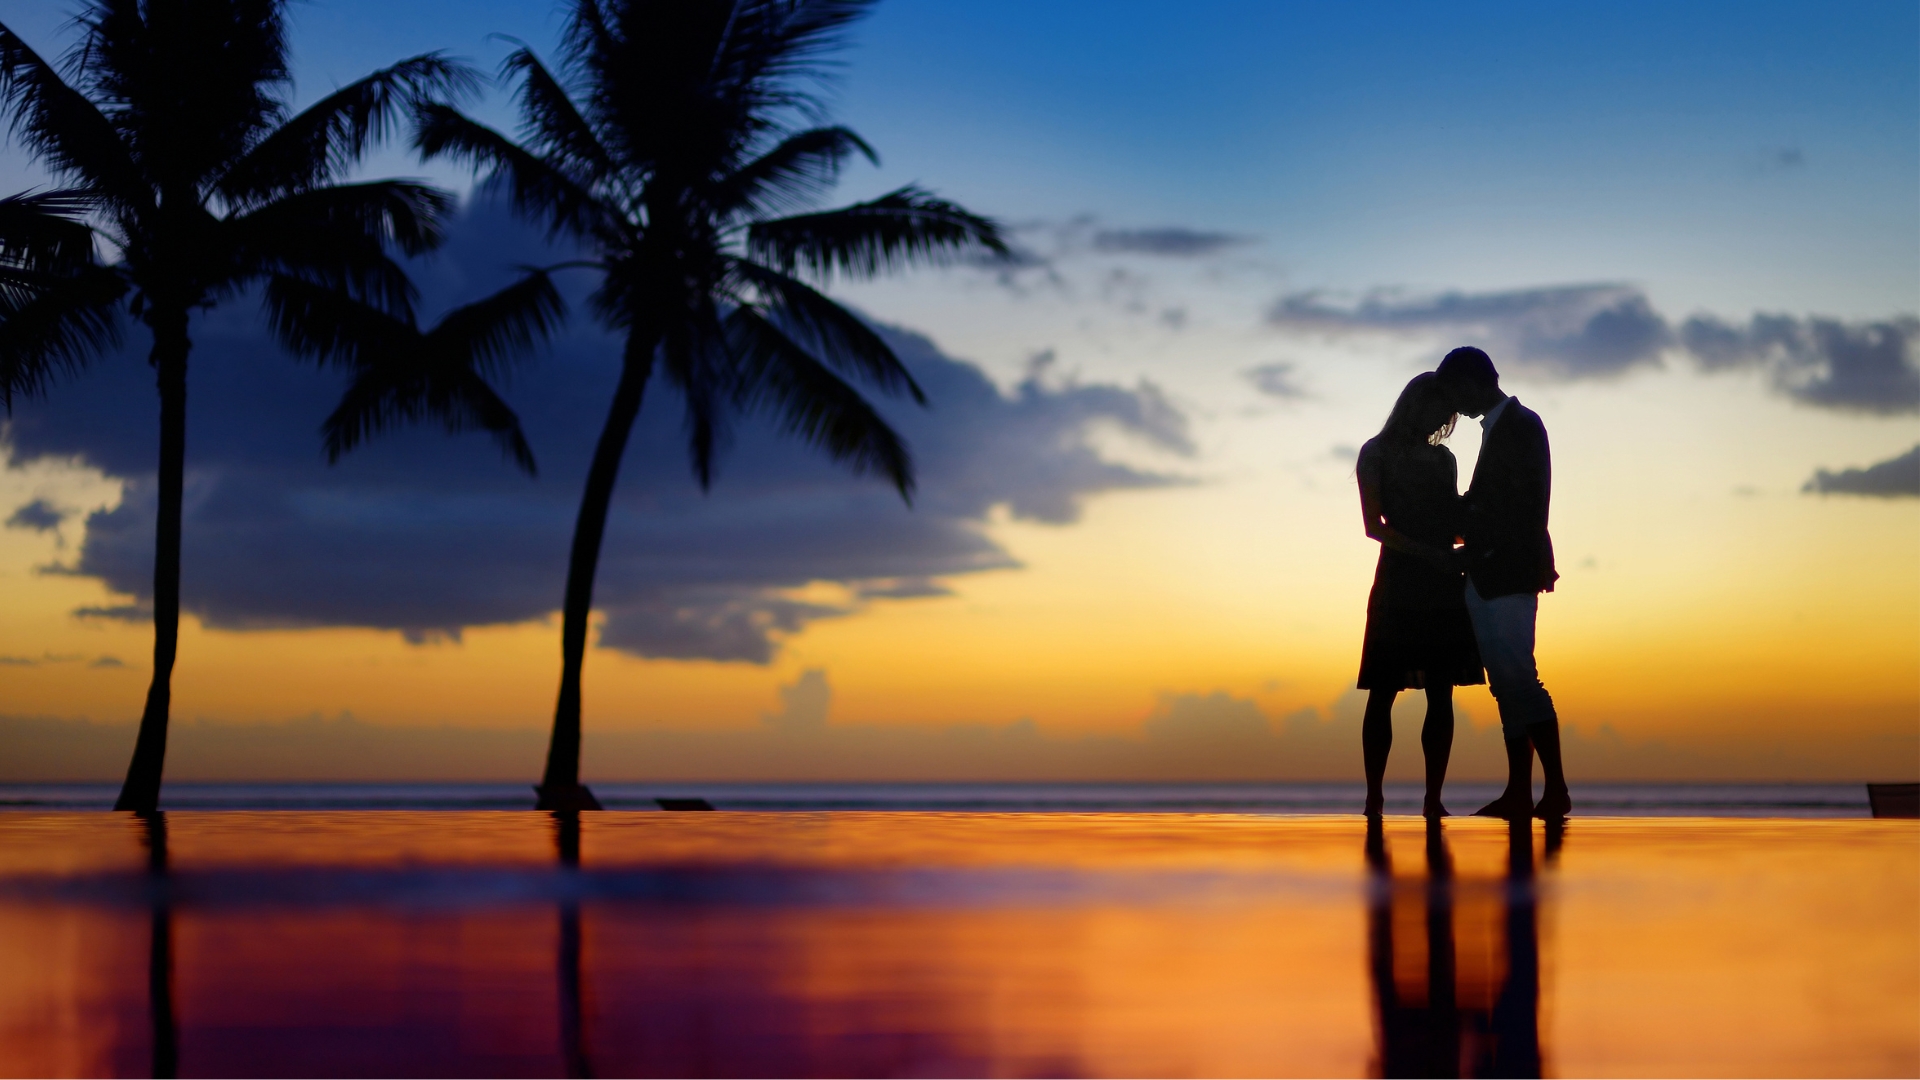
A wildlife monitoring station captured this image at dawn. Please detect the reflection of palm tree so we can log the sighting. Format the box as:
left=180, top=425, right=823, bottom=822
left=552, top=811, right=592, bottom=1078
left=0, top=2, right=471, bottom=811
left=412, top=0, right=1008, bottom=808
left=136, top=812, right=177, bottom=1079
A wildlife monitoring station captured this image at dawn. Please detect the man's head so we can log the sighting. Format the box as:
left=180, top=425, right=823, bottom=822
left=1436, top=346, right=1504, bottom=416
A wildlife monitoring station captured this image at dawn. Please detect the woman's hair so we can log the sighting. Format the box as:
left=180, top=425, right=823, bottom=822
left=1375, top=372, right=1457, bottom=449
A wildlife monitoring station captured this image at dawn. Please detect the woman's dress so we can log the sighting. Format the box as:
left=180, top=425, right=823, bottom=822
left=1356, top=442, right=1485, bottom=690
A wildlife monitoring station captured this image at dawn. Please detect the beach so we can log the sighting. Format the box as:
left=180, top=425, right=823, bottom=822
left=1, top=809, right=1913, bottom=1077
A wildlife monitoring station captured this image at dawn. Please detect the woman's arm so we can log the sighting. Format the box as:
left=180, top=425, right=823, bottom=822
left=1358, top=451, right=1454, bottom=568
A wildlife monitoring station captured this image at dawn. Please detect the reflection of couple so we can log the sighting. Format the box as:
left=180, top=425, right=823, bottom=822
left=1365, top=816, right=1553, bottom=1078
left=1356, top=347, right=1570, bottom=819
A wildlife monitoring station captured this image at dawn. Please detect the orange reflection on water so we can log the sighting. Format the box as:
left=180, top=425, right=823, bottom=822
left=0, top=812, right=1912, bottom=1077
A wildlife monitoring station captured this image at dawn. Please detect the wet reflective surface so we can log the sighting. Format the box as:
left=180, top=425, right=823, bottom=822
left=0, top=813, right=1914, bottom=1077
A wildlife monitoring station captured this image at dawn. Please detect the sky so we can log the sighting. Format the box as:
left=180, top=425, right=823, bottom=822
left=0, top=0, right=1914, bottom=782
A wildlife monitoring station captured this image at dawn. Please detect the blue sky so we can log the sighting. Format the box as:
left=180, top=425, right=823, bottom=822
left=4, top=0, right=1912, bottom=315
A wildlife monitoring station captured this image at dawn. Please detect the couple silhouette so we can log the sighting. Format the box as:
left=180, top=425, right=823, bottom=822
left=1356, top=347, right=1571, bottom=820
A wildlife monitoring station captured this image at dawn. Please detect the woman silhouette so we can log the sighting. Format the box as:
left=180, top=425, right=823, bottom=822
left=1355, top=373, right=1484, bottom=816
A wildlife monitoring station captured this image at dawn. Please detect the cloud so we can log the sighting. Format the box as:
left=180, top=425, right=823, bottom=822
left=5, top=498, right=67, bottom=533
left=1803, top=445, right=1920, bottom=498
left=0, top=652, right=125, bottom=668
left=763, top=668, right=831, bottom=733
left=1243, top=362, right=1307, bottom=399
left=1678, top=314, right=1919, bottom=414
left=1266, top=282, right=1918, bottom=411
left=1268, top=284, right=1671, bottom=380
left=1091, top=227, right=1252, bottom=258
left=3, top=200, right=1193, bottom=663
left=1751, top=146, right=1805, bottom=174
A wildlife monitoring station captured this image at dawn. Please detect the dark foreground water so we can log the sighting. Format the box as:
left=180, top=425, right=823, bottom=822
left=1, top=812, right=1915, bottom=1077
left=0, top=780, right=1878, bottom=815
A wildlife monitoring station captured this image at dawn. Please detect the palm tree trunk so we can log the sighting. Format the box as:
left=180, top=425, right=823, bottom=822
left=537, top=332, right=657, bottom=809
left=115, top=309, right=190, bottom=813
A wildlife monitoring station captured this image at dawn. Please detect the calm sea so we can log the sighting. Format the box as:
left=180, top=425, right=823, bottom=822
left=0, top=780, right=1875, bottom=815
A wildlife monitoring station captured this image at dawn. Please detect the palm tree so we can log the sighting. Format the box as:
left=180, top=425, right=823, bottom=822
left=0, top=0, right=474, bottom=812
left=415, top=0, right=1007, bottom=809
left=265, top=269, right=564, bottom=474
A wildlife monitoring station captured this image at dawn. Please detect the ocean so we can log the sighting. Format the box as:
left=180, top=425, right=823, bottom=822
left=0, top=779, right=1876, bottom=815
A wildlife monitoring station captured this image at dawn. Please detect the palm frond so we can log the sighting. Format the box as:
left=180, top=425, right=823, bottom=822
left=501, top=48, right=613, bottom=186
left=263, top=274, right=412, bottom=368
left=281, top=272, right=552, bottom=475
left=747, top=185, right=1007, bottom=280
left=218, top=54, right=480, bottom=207
left=714, top=125, right=875, bottom=216
left=709, top=0, right=875, bottom=119
left=414, top=103, right=610, bottom=240
left=0, top=263, right=124, bottom=411
left=0, top=188, right=100, bottom=273
left=0, top=25, right=148, bottom=212
left=653, top=299, right=734, bottom=488
left=727, top=257, right=921, bottom=402
left=723, top=304, right=913, bottom=499
left=229, top=180, right=451, bottom=312
left=232, top=179, right=451, bottom=256
left=429, top=269, right=566, bottom=379
left=324, top=363, right=537, bottom=474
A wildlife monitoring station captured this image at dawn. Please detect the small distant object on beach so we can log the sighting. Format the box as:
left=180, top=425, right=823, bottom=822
left=1866, top=783, right=1919, bottom=818
left=657, top=797, right=715, bottom=811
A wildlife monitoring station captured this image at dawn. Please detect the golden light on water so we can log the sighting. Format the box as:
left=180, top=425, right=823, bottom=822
left=0, top=813, right=1914, bottom=1077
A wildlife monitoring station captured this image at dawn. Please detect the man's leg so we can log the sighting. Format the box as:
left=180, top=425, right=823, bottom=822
left=1421, top=684, right=1455, bottom=817
left=1362, top=688, right=1396, bottom=816
left=1529, top=718, right=1571, bottom=818
left=1465, top=582, right=1556, bottom=819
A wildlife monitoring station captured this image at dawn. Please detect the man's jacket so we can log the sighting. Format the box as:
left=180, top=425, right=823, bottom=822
left=1463, top=397, right=1559, bottom=598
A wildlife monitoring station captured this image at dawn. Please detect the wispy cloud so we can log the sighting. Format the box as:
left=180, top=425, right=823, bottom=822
left=1803, top=445, right=1920, bottom=498
left=1091, top=227, right=1253, bottom=258
left=1267, top=284, right=1671, bottom=380
left=1243, top=362, right=1308, bottom=400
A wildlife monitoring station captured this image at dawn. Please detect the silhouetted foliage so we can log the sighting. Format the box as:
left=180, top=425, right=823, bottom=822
left=412, top=0, right=1008, bottom=805
left=0, top=189, right=125, bottom=409
left=0, top=0, right=474, bottom=810
left=267, top=271, right=563, bottom=474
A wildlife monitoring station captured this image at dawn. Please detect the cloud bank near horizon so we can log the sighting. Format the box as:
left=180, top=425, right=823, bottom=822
left=1, top=201, right=1193, bottom=663
left=5, top=676, right=1911, bottom=784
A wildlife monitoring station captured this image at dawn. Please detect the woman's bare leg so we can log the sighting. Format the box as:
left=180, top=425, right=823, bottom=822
left=1421, top=685, right=1455, bottom=816
left=1362, top=689, right=1396, bottom=815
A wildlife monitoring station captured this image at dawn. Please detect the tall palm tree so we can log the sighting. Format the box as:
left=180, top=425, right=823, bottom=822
left=0, top=0, right=474, bottom=812
left=415, top=0, right=1007, bottom=809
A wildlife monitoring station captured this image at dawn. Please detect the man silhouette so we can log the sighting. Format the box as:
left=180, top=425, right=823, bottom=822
left=1437, top=347, right=1571, bottom=819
